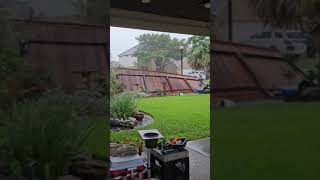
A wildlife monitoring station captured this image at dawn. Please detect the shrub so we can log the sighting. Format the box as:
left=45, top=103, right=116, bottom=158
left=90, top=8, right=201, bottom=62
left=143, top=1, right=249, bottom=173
left=70, top=90, right=108, bottom=116
left=110, top=68, right=126, bottom=95
left=110, top=91, right=140, bottom=120
left=0, top=94, right=96, bottom=179
left=37, top=90, right=108, bottom=117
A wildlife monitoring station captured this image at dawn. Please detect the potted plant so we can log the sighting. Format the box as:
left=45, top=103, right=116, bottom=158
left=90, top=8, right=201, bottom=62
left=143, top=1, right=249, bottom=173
left=133, top=112, right=144, bottom=122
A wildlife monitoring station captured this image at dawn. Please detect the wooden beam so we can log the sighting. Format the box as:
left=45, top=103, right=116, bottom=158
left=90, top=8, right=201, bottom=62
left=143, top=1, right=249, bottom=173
left=235, top=53, right=269, bottom=96
left=116, top=73, right=198, bottom=81
left=184, top=78, right=193, bottom=91
left=142, top=75, right=148, bottom=93
left=26, top=40, right=108, bottom=46
left=166, top=76, right=174, bottom=93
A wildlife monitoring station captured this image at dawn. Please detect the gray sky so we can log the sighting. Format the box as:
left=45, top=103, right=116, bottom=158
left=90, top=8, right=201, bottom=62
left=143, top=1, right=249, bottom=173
left=110, top=26, right=192, bottom=62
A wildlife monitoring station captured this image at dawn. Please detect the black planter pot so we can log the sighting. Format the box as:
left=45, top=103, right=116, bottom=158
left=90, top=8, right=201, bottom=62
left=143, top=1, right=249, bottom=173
left=133, top=113, right=144, bottom=121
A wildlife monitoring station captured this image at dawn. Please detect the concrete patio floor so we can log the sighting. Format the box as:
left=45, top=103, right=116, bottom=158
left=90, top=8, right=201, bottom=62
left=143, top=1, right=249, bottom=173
left=187, top=137, right=210, bottom=180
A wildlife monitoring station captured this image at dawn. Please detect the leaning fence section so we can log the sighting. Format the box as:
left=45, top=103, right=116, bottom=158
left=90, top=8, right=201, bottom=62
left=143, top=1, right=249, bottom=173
left=114, top=68, right=202, bottom=96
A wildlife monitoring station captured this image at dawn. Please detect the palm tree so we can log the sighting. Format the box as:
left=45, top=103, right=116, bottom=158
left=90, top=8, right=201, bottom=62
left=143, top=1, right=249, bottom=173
left=250, top=0, right=318, bottom=28
left=250, top=0, right=320, bottom=83
left=250, top=0, right=320, bottom=46
left=185, top=36, right=210, bottom=78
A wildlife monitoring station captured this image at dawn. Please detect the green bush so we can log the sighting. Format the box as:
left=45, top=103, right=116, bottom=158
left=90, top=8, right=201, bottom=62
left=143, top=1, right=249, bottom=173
left=70, top=90, right=108, bottom=116
left=110, top=68, right=126, bottom=95
left=36, top=90, right=108, bottom=117
left=110, top=91, right=140, bottom=120
left=0, top=94, right=96, bottom=179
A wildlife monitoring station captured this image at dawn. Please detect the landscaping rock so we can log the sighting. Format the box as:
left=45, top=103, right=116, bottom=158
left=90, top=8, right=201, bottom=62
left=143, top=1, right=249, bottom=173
left=110, top=118, right=137, bottom=128
left=110, top=118, right=121, bottom=127
left=110, top=143, right=138, bottom=157
left=121, top=120, right=136, bottom=129
left=70, top=152, right=93, bottom=162
left=127, top=117, right=138, bottom=126
left=128, top=117, right=137, bottom=123
left=70, top=153, right=108, bottom=180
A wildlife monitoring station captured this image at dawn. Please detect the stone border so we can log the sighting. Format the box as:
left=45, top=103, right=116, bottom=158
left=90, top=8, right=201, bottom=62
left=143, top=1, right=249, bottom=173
left=111, top=112, right=154, bottom=131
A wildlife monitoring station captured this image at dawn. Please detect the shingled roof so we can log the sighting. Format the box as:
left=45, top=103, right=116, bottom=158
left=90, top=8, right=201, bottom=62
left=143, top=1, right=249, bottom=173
left=118, top=45, right=139, bottom=57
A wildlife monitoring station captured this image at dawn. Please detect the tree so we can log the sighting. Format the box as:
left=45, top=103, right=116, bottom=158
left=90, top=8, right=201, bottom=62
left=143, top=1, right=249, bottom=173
left=250, top=0, right=320, bottom=84
left=250, top=0, right=319, bottom=29
left=134, top=34, right=183, bottom=72
left=185, top=36, right=210, bottom=78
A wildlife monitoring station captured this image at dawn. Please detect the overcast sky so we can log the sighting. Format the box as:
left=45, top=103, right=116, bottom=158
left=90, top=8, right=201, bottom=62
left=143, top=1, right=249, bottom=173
left=110, top=26, right=192, bottom=62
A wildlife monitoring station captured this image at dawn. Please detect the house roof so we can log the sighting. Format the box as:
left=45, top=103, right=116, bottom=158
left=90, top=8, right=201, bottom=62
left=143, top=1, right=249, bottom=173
left=119, top=45, right=194, bottom=70
left=118, top=45, right=139, bottom=57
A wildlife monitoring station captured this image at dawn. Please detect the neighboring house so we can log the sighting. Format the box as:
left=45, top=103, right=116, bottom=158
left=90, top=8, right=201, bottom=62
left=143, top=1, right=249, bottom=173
left=118, top=45, right=139, bottom=68
left=118, top=46, right=201, bottom=76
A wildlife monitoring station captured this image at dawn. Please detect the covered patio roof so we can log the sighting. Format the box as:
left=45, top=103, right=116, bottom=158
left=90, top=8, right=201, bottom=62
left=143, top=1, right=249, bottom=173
left=110, top=0, right=210, bottom=35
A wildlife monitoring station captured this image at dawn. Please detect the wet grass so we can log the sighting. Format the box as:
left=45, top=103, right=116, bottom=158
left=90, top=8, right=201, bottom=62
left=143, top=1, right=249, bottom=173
left=212, top=102, right=320, bottom=180
left=111, top=94, right=210, bottom=143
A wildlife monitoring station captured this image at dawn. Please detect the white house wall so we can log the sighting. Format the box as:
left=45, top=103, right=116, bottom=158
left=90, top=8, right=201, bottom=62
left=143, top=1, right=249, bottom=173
left=119, top=55, right=137, bottom=68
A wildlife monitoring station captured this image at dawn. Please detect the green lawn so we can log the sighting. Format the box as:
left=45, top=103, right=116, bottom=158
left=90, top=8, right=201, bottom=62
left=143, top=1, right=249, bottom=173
left=111, top=94, right=210, bottom=143
left=212, top=102, right=320, bottom=180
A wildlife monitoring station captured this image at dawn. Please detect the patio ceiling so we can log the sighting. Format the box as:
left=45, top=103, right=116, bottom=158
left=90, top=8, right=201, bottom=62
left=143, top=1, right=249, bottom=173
left=110, top=0, right=210, bottom=35
left=111, top=0, right=209, bottom=22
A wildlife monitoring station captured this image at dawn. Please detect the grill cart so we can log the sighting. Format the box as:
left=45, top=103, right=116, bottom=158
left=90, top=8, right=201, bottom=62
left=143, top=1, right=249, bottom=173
left=138, top=129, right=189, bottom=180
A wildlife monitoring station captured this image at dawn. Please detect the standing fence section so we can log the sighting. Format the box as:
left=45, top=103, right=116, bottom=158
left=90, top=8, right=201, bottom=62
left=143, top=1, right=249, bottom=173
left=13, top=20, right=108, bottom=92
